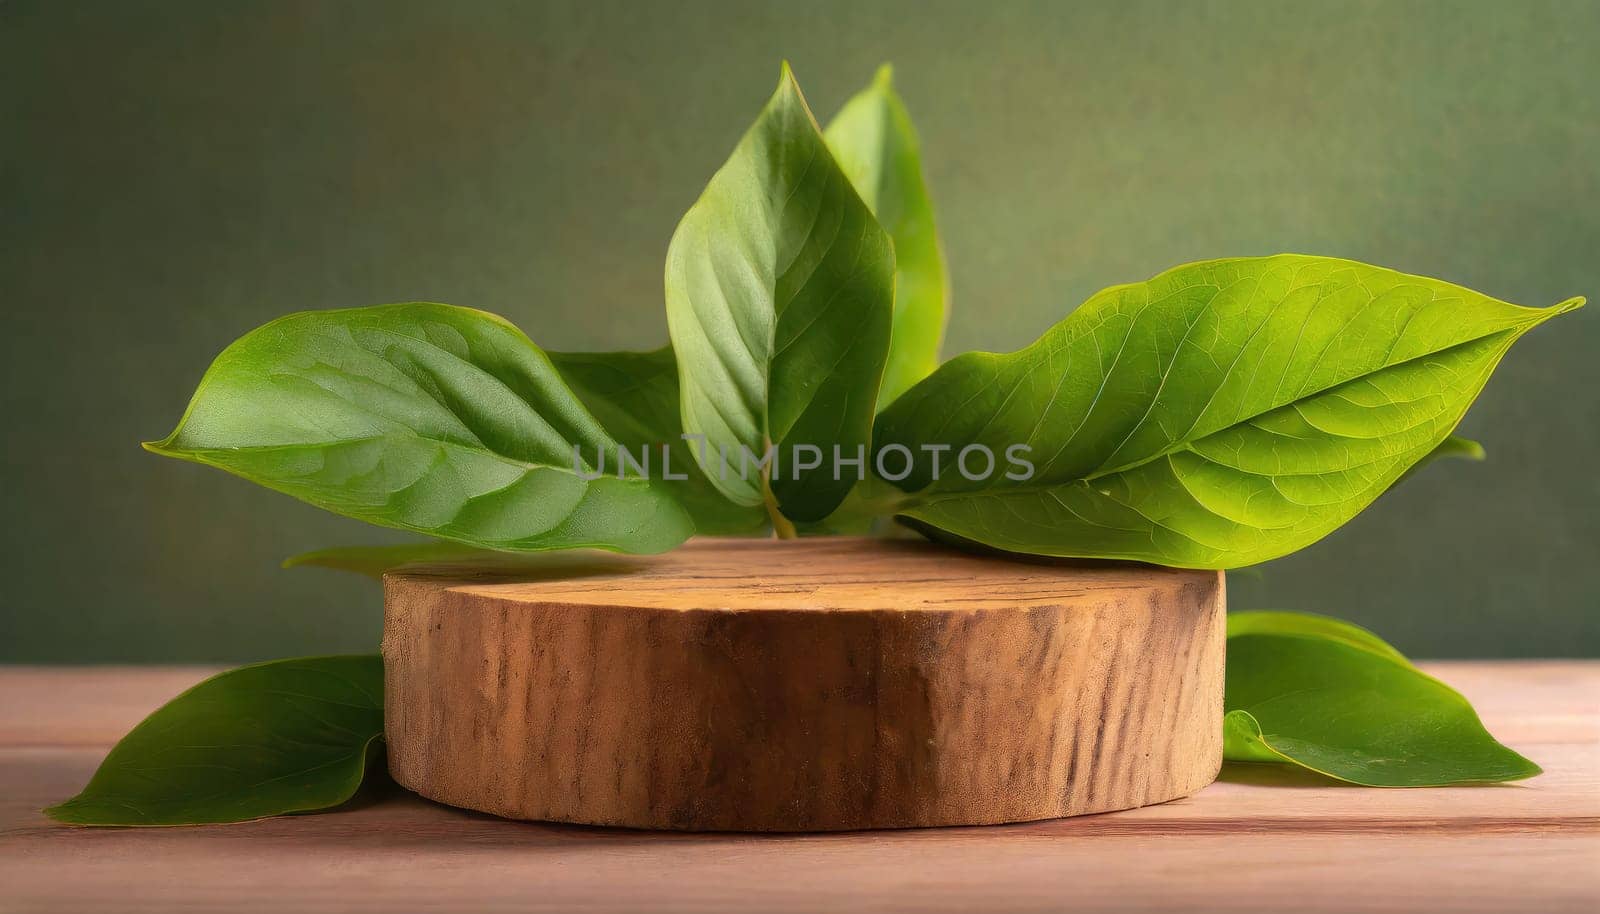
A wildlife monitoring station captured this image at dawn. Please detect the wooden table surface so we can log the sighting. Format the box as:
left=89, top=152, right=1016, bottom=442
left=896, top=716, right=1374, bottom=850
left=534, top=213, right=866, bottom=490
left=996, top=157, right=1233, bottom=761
left=1, top=662, right=1596, bottom=913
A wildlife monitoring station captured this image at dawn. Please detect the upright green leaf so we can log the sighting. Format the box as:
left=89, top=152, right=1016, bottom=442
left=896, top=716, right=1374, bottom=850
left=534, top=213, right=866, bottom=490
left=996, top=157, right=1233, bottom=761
left=666, top=63, right=896, bottom=523
left=47, top=655, right=384, bottom=826
left=548, top=348, right=767, bottom=535
left=1225, top=622, right=1539, bottom=786
left=825, top=64, right=948, bottom=409
left=147, top=303, right=693, bottom=554
left=874, top=255, right=1582, bottom=568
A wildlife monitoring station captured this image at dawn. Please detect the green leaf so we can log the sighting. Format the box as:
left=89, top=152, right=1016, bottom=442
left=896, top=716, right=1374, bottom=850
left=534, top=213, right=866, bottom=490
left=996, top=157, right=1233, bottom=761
left=874, top=255, right=1582, bottom=568
left=1424, top=434, right=1486, bottom=464
left=548, top=347, right=767, bottom=535
left=1227, top=610, right=1413, bottom=666
left=283, top=540, right=639, bottom=579
left=824, top=64, right=947, bottom=410
left=47, top=655, right=384, bottom=826
left=1394, top=433, right=1485, bottom=486
left=794, top=473, right=908, bottom=536
left=666, top=63, right=896, bottom=523
left=147, top=303, right=693, bottom=554
left=1221, top=709, right=1286, bottom=764
left=284, top=541, right=509, bottom=577
left=1225, top=628, right=1539, bottom=786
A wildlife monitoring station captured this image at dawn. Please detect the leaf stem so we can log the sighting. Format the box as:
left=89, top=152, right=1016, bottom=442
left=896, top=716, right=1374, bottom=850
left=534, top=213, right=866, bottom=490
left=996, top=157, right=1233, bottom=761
left=757, top=435, right=799, bottom=539
left=764, top=481, right=798, bottom=539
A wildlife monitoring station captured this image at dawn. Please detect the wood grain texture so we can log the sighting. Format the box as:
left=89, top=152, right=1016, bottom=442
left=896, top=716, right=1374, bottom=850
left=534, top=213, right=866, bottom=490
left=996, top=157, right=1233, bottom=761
left=381, top=538, right=1226, bottom=830
left=3, top=663, right=1596, bottom=913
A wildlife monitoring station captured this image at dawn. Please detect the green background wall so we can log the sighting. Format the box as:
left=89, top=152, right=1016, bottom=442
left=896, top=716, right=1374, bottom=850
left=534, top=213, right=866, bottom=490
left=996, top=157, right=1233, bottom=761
left=4, top=0, right=1596, bottom=661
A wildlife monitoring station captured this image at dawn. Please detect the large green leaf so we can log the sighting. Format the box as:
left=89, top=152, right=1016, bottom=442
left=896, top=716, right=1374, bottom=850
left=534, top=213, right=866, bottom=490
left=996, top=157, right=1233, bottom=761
left=47, top=655, right=384, bottom=826
left=147, top=303, right=693, bottom=554
left=824, top=64, right=947, bottom=410
left=666, top=63, right=896, bottom=523
left=874, top=255, right=1581, bottom=568
left=1224, top=618, right=1539, bottom=786
left=548, top=347, right=767, bottom=535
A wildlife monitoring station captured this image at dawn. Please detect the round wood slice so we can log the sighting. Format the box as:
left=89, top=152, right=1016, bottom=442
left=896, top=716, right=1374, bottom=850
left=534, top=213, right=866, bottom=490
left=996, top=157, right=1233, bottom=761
left=382, top=537, right=1225, bottom=831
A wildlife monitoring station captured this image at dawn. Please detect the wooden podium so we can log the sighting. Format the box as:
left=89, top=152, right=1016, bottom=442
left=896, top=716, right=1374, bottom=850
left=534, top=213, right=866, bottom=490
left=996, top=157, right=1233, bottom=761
left=381, top=538, right=1225, bottom=831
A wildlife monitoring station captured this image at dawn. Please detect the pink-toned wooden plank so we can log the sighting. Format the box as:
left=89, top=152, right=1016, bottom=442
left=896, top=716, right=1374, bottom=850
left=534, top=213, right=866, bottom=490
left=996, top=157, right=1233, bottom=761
left=2, top=663, right=1596, bottom=913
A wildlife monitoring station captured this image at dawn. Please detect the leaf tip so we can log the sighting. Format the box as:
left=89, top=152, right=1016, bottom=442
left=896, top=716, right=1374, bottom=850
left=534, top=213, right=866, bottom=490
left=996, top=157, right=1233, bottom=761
left=874, top=62, right=895, bottom=89
left=42, top=799, right=86, bottom=825
left=1506, top=295, right=1582, bottom=334
left=769, top=60, right=823, bottom=135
